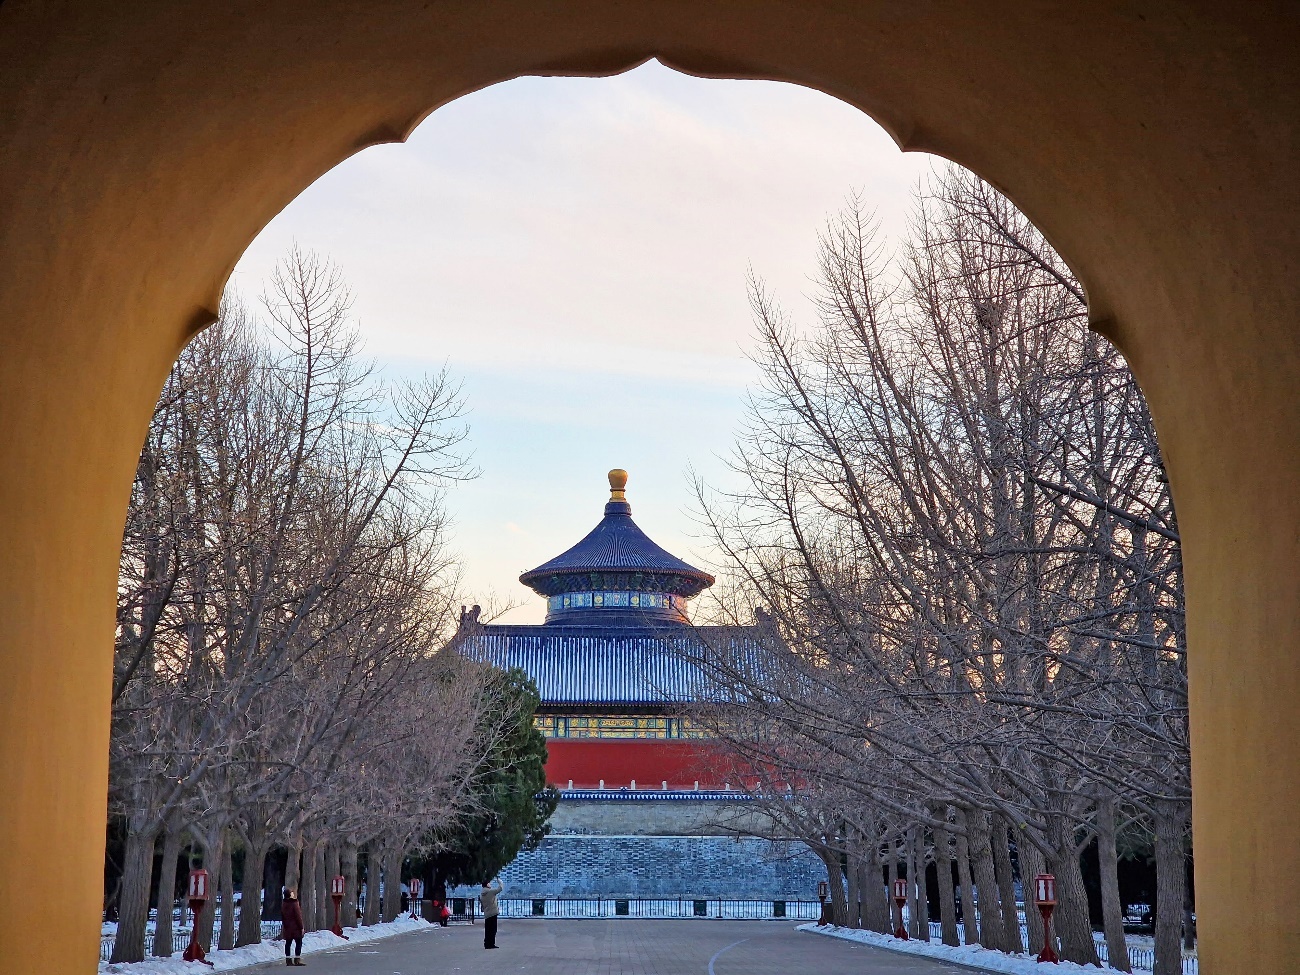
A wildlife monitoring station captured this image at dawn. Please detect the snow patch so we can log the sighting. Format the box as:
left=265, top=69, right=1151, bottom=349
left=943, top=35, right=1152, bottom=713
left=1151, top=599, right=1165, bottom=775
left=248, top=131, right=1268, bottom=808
left=798, top=923, right=1120, bottom=974
left=99, top=917, right=436, bottom=974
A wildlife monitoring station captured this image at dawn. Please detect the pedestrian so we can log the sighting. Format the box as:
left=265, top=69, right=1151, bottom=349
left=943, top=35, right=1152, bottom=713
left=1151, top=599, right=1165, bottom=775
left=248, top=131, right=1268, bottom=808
left=282, top=887, right=305, bottom=966
left=432, top=899, right=450, bottom=926
left=480, top=878, right=503, bottom=949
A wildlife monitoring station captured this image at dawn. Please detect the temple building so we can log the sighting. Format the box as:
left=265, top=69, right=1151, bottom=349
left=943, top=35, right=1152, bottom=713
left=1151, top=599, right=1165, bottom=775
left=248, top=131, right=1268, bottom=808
left=452, top=470, right=822, bottom=903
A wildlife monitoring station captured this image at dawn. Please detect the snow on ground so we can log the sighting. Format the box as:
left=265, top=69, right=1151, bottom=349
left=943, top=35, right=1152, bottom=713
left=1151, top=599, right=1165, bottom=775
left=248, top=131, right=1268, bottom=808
left=798, top=923, right=1120, bottom=974
left=99, top=917, right=434, bottom=974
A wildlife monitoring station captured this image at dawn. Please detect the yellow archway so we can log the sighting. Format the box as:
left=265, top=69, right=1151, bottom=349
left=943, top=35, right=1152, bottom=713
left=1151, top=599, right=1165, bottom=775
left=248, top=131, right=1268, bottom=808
left=1, top=3, right=1296, bottom=972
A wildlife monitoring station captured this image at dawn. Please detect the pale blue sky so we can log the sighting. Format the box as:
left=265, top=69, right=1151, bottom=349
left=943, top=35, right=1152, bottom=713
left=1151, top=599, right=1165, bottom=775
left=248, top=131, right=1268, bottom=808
left=231, top=61, right=934, bottom=623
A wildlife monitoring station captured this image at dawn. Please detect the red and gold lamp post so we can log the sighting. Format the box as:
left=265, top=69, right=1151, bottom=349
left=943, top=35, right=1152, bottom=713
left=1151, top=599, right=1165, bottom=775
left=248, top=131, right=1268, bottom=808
left=330, top=875, right=349, bottom=939
left=1034, top=874, right=1059, bottom=963
left=182, top=867, right=214, bottom=965
left=409, top=878, right=423, bottom=919
left=893, top=878, right=910, bottom=939
left=817, top=880, right=829, bottom=925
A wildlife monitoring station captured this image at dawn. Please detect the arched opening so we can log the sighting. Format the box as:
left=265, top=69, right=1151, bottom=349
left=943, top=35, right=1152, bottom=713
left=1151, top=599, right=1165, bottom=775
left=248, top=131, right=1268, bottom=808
left=228, top=61, right=937, bottom=621
left=2, top=6, right=1297, bottom=973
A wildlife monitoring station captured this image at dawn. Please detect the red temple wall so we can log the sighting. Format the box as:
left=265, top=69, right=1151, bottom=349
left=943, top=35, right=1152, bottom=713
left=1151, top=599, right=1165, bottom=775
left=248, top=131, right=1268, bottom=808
left=543, top=739, right=746, bottom=790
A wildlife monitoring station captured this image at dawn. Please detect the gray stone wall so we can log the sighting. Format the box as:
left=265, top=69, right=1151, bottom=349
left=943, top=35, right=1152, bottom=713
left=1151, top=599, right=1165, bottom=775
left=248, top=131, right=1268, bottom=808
left=496, top=834, right=824, bottom=900
left=547, top=797, right=775, bottom=836
left=491, top=795, right=824, bottom=900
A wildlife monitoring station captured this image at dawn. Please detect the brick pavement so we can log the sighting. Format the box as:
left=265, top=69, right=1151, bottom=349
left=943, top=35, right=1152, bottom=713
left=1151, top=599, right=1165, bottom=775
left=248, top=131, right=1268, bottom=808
left=243, top=919, right=975, bottom=975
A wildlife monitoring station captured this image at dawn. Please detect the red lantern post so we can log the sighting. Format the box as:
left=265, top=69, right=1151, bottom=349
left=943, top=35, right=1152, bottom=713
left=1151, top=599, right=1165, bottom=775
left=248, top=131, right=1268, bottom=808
left=330, top=874, right=349, bottom=939
left=817, top=880, right=829, bottom=925
left=409, top=878, right=423, bottom=919
left=1034, top=874, right=1059, bottom=963
left=893, top=877, right=910, bottom=939
left=182, top=868, right=214, bottom=966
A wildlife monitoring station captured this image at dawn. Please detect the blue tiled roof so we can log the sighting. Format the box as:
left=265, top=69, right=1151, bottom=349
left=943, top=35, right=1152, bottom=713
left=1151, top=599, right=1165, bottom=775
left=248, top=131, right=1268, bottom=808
left=519, top=500, right=714, bottom=597
left=454, top=624, right=764, bottom=706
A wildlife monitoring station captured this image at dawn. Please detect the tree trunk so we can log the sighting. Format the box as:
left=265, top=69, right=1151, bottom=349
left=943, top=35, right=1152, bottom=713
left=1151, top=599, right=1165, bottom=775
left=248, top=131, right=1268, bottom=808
left=193, top=830, right=224, bottom=955
left=1153, top=801, right=1189, bottom=975
left=908, top=825, right=929, bottom=939
left=237, top=835, right=271, bottom=946
left=1047, top=816, right=1100, bottom=966
left=218, top=835, right=236, bottom=950
left=815, top=846, right=847, bottom=926
left=952, top=809, right=979, bottom=946
left=363, top=843, right=382, bottom=926
left=341, top=842, right=360, bottom=927
left=301, top=836, right=319, bottom=931
left=917, top=827, right=932, bottom=939
left=284, top=834, right=303, bottom=893
left=383, top=841, right=404, bottom=922
left=886, top=839, right=900, bottom=933
left=845, top=852, right=863, bottom=928
left=934, top=818, right=960, bottom=946
left=152, top=826, right=182, bottom=957
left=109, top=821, right=158, bottom=963
left=859, top=851, right=890, bottom=933
left=991, top=815, right=1023, bottom=952
left=314, top=840, right=330, bottom=929
left=1018, top=837, right=1047, bottom=955
left=325, top=844, right=341, bottom=930
left=327, top=845, right=341, bottom=894
left=905, top=830, right=918, bottom=937
left=1096, top=798, right=1132, bottom=971
left=966, top=810, right=1006, bottom=950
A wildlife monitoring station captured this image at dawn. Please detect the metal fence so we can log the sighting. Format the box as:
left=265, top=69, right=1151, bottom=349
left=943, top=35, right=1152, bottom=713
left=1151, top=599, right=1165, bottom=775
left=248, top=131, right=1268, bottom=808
left=487, top=898, right=822, bottom=920
left=923, top=921, right=1198, bottom=975
left=100, top=921, right=283, bottom=961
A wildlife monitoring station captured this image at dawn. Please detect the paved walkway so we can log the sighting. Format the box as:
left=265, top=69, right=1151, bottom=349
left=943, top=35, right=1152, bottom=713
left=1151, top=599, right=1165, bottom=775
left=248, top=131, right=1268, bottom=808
left=243, top=920, right=974, bottom=975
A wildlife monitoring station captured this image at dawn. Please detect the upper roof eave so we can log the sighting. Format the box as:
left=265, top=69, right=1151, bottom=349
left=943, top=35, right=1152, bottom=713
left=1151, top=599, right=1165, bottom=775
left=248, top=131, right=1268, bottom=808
left=518, top=488, right=714, bottom=596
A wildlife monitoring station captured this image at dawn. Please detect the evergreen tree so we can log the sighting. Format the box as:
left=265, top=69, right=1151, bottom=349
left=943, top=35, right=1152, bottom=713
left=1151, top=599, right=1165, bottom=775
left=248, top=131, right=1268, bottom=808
left=423, top=667, right=558, bottom=897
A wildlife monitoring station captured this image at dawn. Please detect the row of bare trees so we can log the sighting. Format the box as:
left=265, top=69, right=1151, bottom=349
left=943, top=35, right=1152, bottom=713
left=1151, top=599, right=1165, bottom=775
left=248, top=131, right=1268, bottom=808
left=692, top=169, right=1190, bottom=974
left=107, top=250, right=524, bottom=961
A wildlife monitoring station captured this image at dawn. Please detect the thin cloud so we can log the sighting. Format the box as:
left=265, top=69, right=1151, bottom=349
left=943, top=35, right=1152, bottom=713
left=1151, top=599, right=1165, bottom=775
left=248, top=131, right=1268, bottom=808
left=232, top=61, right=934, bottom=622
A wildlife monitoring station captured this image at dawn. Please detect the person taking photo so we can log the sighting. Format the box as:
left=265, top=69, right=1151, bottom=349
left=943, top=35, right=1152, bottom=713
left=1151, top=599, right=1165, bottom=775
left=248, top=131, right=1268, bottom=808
left=480, top=878, right=503, bottom=949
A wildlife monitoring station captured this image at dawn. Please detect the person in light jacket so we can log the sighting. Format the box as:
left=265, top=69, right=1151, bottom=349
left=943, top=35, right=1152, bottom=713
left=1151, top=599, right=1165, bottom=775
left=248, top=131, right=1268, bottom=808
left=281, top=888, right=305, bottom=966
left=480, top=879, right=503, bottom=949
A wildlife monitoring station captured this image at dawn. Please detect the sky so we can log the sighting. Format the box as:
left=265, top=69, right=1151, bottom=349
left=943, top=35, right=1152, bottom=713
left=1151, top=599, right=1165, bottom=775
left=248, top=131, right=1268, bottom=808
left=230, top=61, right=935, bottom=623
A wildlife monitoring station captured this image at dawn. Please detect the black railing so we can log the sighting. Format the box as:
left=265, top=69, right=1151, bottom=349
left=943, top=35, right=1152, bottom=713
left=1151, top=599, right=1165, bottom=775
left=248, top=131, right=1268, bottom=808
left=920, top=921, right=1197, bottom=975
left=486, top=898, right=821, bottom=920
left=99, top=921, right=283, bottom=961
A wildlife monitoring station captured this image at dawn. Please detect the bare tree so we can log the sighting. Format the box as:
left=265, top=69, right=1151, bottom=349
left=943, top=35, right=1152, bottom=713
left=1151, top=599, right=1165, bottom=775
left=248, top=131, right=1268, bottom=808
left=107, top=247, right=499, bottom=957
left=690, top=166, right=1188, bottom=969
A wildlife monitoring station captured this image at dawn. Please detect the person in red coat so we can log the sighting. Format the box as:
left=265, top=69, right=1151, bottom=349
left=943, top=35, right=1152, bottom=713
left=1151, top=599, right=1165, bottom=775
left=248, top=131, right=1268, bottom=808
left=281, top=888, right=305, bottom=966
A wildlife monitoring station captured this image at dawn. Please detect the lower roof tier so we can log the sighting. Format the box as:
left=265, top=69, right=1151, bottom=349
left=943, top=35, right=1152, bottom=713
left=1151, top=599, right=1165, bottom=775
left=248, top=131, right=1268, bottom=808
left=452, top=622, right=770, bottom=707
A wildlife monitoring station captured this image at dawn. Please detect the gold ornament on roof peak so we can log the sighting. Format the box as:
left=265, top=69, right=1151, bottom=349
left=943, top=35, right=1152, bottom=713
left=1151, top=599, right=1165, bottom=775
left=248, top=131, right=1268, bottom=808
left=608, top=469, right=628, bottom=501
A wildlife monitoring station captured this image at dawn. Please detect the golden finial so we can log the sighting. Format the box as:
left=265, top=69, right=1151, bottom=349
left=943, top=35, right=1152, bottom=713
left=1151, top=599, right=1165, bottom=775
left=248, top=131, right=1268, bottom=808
left=608, top=469, right=628, bottom=501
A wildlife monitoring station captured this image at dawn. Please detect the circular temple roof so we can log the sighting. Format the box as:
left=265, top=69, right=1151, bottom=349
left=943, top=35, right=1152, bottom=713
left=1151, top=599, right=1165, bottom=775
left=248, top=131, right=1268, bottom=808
left=518, top=470, right=715, bottom=601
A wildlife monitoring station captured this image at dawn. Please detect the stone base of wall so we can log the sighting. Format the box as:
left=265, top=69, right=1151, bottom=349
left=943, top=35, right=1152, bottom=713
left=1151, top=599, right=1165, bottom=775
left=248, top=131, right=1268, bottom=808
left=496, top=834, right=824, bottom=900
left=547, top=794, right=772, bottom=836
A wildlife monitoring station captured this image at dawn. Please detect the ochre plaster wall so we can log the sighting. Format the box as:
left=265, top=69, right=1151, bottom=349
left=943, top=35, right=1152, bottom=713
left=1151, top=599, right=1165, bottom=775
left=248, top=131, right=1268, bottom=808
left=1, top=3, right=1297, bottom=972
